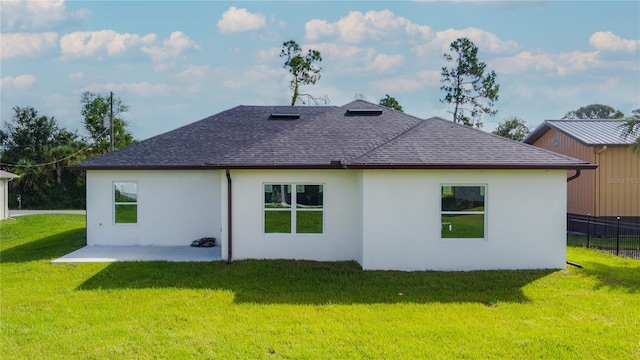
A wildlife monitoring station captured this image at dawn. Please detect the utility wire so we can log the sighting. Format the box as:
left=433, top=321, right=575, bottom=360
left=0, top=126, right=111, bottom=169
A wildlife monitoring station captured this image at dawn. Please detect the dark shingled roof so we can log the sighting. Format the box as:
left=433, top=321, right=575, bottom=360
left=75, top=100, right=595, bottom=170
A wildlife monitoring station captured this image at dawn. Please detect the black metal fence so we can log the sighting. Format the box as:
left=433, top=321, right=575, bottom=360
left=567, top=214, right=640, bottom=260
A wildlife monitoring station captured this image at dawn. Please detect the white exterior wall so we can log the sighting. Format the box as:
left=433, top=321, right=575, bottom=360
left=229, top=169, right=360, bottom=262
left=86, top=168, right=567, bottom=271
left=86, top=170, right=221, bottom=246
left=361, top=170, right=567, bottom=271
left=1, top=180, right=7, bottom=219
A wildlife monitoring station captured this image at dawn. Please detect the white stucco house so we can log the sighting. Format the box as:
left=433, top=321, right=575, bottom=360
left=75, top=100, right=595, bottom=271
left=0, top=170, right=19, bottom=219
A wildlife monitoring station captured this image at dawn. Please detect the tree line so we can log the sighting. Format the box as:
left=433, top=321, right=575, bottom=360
left=0, top=92, right=135, bottom=209
left=3, top=38, right=638, bottom=210
left=281, top=38, right=639, bottom=150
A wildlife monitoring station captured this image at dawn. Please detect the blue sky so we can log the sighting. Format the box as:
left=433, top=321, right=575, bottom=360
left=1, top=0, right=639, bottom=140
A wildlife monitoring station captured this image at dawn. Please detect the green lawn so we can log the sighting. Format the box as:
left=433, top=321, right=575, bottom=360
left=1, top=215, right=639, bottom=359
left=568, top=233, right=640, bottom=250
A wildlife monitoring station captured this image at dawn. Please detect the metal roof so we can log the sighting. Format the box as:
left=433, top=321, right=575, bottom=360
left=524, top=120, right=634, bottom=146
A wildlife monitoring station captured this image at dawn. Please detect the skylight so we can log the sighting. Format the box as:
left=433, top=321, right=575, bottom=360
left=269, top=113, right=300, bottom=120
left=346, top=108, right=383, bottom=116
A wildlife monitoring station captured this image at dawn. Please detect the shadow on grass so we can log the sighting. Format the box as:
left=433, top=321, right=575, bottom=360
left=77, top=260, right=555, bottom=305
left=0, top=228, right=86, bottom=263
left=581, top=261, right=640, bottom=293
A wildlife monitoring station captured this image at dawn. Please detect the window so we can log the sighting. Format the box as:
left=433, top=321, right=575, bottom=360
left=441, top=185, right=485, bottom=239
left=114, top=182, right=137, bottom=224
left=264, top=184, right=323, bottom=234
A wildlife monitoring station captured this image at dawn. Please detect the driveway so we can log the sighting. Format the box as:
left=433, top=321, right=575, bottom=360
left=8, top=210, right=86, bottom=217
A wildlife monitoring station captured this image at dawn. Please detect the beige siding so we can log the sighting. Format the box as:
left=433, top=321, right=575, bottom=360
left=597, top=147, right=640, bottom=217
left=532, top=128, right=595, bottom=215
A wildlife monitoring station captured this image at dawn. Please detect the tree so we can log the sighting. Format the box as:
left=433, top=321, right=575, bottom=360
left=440, top=38, right=499, bottom=128
left=81, top=91, right=136, bottom=155
left=1, top=106, right=77, bottom=165
left=562, top=104, right=624, bottom=119
left=492, top=117, right=530, bottom=141
left=1, top=106, right=86, bottom=208
left=622, top=108, right=640, bottom=154
left=379, top=94, right=403, bottom=112
left=280, top=40, right=325, bottom=106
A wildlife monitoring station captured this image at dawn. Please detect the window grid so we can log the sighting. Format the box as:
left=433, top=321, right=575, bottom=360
left=113, top=181, right=138, bottom=224
left=264, top=183, right=323, bottom=234
left=441, top=185, right=486, bottom=239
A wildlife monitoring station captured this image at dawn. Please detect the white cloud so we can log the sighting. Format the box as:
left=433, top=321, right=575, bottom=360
left=1, top=75, right=37, bottom=89
left=256, top=46, right=282, bottom=64
left=556, top=51, right=602, bottom=75
left=59, top=30, right=156, bottom=58
left=416, top=70, right=441, bottom=86
left=81, top=82, right=172, bottom=97
left=489, top=51, right=555, bottom=74
left=368, top=77, right=423, bottom=94
left=141, top=31, right=201, bottom=70
left=490, top=50, right=601, bottom=76
left=0, top=32, right=58, bottom=59
left=217, top=7, right=266, bottom=34
left=589, top=31, right=639, bottom=53
left=414, top=27, right=518, bottom=55
left=305, top=10, right=430, bottom=43
left=171, top=65, right=211, bottom=82
left=307, top=42, right=376, bottom=66
left=69, top=72, right=83, bottom=80
left=0, top=0, right=90, bottom=31
left=368, top=54, right=405, bottom=73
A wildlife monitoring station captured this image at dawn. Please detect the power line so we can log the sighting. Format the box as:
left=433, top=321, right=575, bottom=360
left=0, top=126, right=111, bottom=169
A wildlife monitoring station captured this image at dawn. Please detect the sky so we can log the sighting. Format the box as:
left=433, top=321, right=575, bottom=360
left=1, top=0, right=639, bottom=141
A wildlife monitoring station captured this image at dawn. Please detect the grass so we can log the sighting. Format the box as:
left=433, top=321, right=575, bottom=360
left=568, top=233, right=640, bottom=250
left=2, top=215, right=640, bottom=359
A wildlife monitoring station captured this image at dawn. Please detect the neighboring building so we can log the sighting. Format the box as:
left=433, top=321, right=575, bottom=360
left=75, top=100, right=594, bottom=271
left=0, top=170, right=19, bottom=219
left=524, top=120, right=639, bottom=224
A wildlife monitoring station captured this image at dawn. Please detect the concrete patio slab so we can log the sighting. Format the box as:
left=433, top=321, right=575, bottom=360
left=52, top=245, right=221, bottom=263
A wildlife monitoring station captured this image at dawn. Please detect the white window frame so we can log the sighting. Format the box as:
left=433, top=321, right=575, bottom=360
left=440, top=184, right=487, bottom=240
left=113, top=181, right=138, bottom=225
left=263, top=183, right=324, bottom=235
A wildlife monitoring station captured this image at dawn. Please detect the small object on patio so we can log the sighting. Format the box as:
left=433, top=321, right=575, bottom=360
left=191, top=237, right=216, bottom=247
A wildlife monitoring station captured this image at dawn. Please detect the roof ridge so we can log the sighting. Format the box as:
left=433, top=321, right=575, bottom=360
left=349, top=119, right=431, bottom=164
left=210, top=106, right=335, bottom=165
left=547, top=119, right=627, bottom=123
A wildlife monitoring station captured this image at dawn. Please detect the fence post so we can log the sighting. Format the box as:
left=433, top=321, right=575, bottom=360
left=586, top=214, right=590, bottom=248
left=616, top=216, right=620, bottom=256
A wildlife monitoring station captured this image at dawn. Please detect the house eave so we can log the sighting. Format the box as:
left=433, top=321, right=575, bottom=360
left=345, top=163, right=598, bottom=170
left=75, top=162, right=598, bottom=171
left=71, top=164, right=214, bottom=171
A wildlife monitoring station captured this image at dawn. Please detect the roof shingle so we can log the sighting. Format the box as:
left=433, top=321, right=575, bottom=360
left=76, top=100, right=594, bottom=170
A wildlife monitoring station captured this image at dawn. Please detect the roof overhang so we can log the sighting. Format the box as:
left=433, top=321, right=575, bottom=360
left=75, top=162, right=597, bottom=171
left=524, top=120, right=633, bottom=147
left=345, top=163, right=598, bottom=170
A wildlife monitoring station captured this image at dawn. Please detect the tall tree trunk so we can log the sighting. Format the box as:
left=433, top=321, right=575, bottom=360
left=291, top=80, right=299, bottom=106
